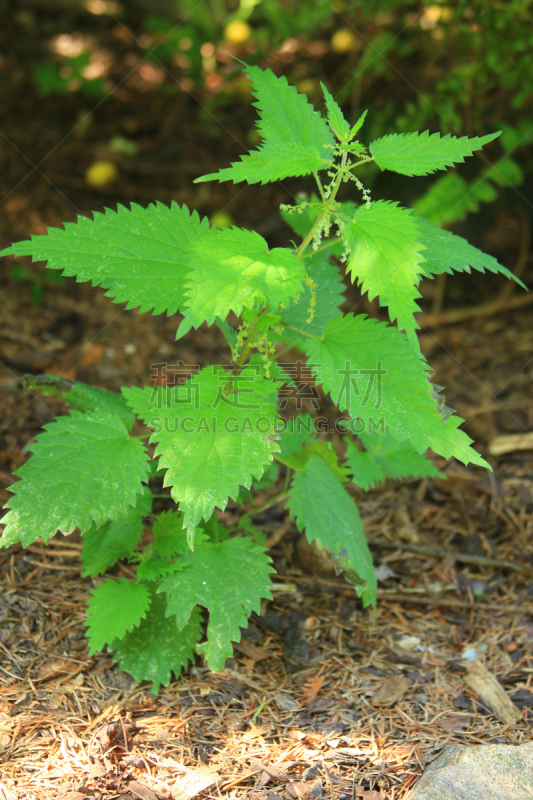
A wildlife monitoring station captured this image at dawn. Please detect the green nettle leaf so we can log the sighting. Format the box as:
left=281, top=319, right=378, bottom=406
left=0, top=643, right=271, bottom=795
left=344, top=443, right=384, bottom=491
left=152, top=510, right=207, bottom=559
left=179, top=228, right=307, bottom=334
left=369, top=130, right=501, bottom=176
left=195, top=66, right=334, bottom=184
left=202, top=513, right=231, bottom=542
left=304, top=314, right=489, bottom=468
left=278, top=251, right=346, bottom=347
left=252, top=461, right=280, bottom=489
left=350, top=109, right=368, bottom=139
left=111, top=589, right=202, bottom=694
left=86, top=577, right=151, bottom=654
left=279, top=441, right=350, bottom=485
left=123, top=367, right=279, bottom=540
left=345, top=430, right=443, bottom=491
left=135, top=555, right=187, bottom=582
left=1, top=410, right=149, bottom=549
left=238, top=517, right=267, bottom=547
left=81, top=487, right=152, bottom=577
left=344, top=200, right=426, bottom=349
left=195, top=144, right=330, bottom=186
left=24, top=374, right=135, bottom=431
left=277, top=413, right=318, bottom=459
left=215, top=316, right=239, bottom=352
left=0, top=202, right=209, bottom=316
left=159, top=534, right=273, bottom=671
left=288, top=454, right=376, bottom=608
left=321, top=82, right=351, bottom=141
left=412, top=172, right=498, bottom=227
left=415, top=216, right=527, bottom=288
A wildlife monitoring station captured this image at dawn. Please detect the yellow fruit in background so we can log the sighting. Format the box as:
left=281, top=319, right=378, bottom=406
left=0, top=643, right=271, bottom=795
left=331, top=27, right=360, bottom=54
left=224, top=20, right=252, bottom=45
left=210, top=211, right=233, bottom=229
left=85, top=160, right=118, bottom=188
left=296, top=78, right=318, bottom=97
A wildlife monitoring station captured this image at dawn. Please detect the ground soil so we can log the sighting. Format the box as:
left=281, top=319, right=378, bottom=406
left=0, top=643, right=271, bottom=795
left=1, top=4, right=533, bottom=800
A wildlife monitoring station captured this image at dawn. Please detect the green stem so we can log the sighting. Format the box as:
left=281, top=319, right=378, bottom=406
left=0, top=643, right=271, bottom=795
left=283, top=465, right=292, bottom=492
left=347, top=156, right=373, bottom=170
left=300, top=237, right=342, bottom=257
left=278, top=321, right=319, bottom=339
left=331, top=149, right=349, bottom=198
left=224, top=309, right=264, bottom=393
left=295, top=151, right=349, bottom=259
left=294, top=208, right=328, bottom=258
left=236, top=310, right=264, bottom=369
left=334, top=210, right=358, bottom=225
left=313, top=171, right=326, bottom=201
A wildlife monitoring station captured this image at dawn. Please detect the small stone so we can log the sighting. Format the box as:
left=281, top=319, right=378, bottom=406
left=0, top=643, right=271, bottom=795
left=273, top=693, right=299, bottom=712
left=371, top=675, right=412, bottom=708
left=408, top=742, right=533, bottom=800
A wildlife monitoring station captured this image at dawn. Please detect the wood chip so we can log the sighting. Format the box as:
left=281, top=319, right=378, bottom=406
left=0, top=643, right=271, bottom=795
left=438, top=714, right=471, bottom=733
left=233, top=639, right=271, bottom=661
left=128, top=780, right=159, bottom=800
left=393, top=504, right=419, bottom=544
left=488, top=431, right=533, bottom=455
left=171, top=764, right=220, bottom=800
left=36, top=657, right=85, bottom=682
left=371, top=675, right=412, bottom=708
left=285, top=779, right=323, bottom=799
left=464, top=661, right=521, bottom=725
left=354, top=787, right=384, bottom=800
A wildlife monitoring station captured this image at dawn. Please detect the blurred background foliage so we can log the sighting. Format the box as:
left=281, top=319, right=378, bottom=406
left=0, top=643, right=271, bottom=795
left=18, top=0, right=532, bottom=232
left=3, top=0, right=533, bottom=239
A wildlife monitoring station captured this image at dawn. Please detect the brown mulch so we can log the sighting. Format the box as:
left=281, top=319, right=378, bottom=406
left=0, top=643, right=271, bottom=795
left=1, top=279, right=533, bottom=799
left=0, top=481, right=532, bottom=800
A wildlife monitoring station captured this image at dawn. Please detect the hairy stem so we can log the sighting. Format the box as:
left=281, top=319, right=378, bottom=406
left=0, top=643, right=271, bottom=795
left=224, top=309, right=264, bottom=393
left=300, top=237, right=343, bottom=257
left=332, top=149, right=349, bottom=198
left=294, top=208, right=328, bottom=257
left=313, top=171, right=326, bottom=201
left=278, top=321, right=319, bottom=339
left=295, top=150, right=349, bottom=259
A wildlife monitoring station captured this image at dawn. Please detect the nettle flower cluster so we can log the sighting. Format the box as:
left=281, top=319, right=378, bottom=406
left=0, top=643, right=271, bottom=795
left=0, top=66, right=525, bottom=692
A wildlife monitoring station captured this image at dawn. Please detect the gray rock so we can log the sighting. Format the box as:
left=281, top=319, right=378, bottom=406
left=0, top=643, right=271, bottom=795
left=407, top=743, right=533, bottom=800
left=273, top=692, right=299, bottom=712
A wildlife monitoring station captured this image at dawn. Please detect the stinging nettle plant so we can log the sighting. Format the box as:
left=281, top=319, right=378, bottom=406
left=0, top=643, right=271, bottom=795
left=1, top=66, right=526, bottom=693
